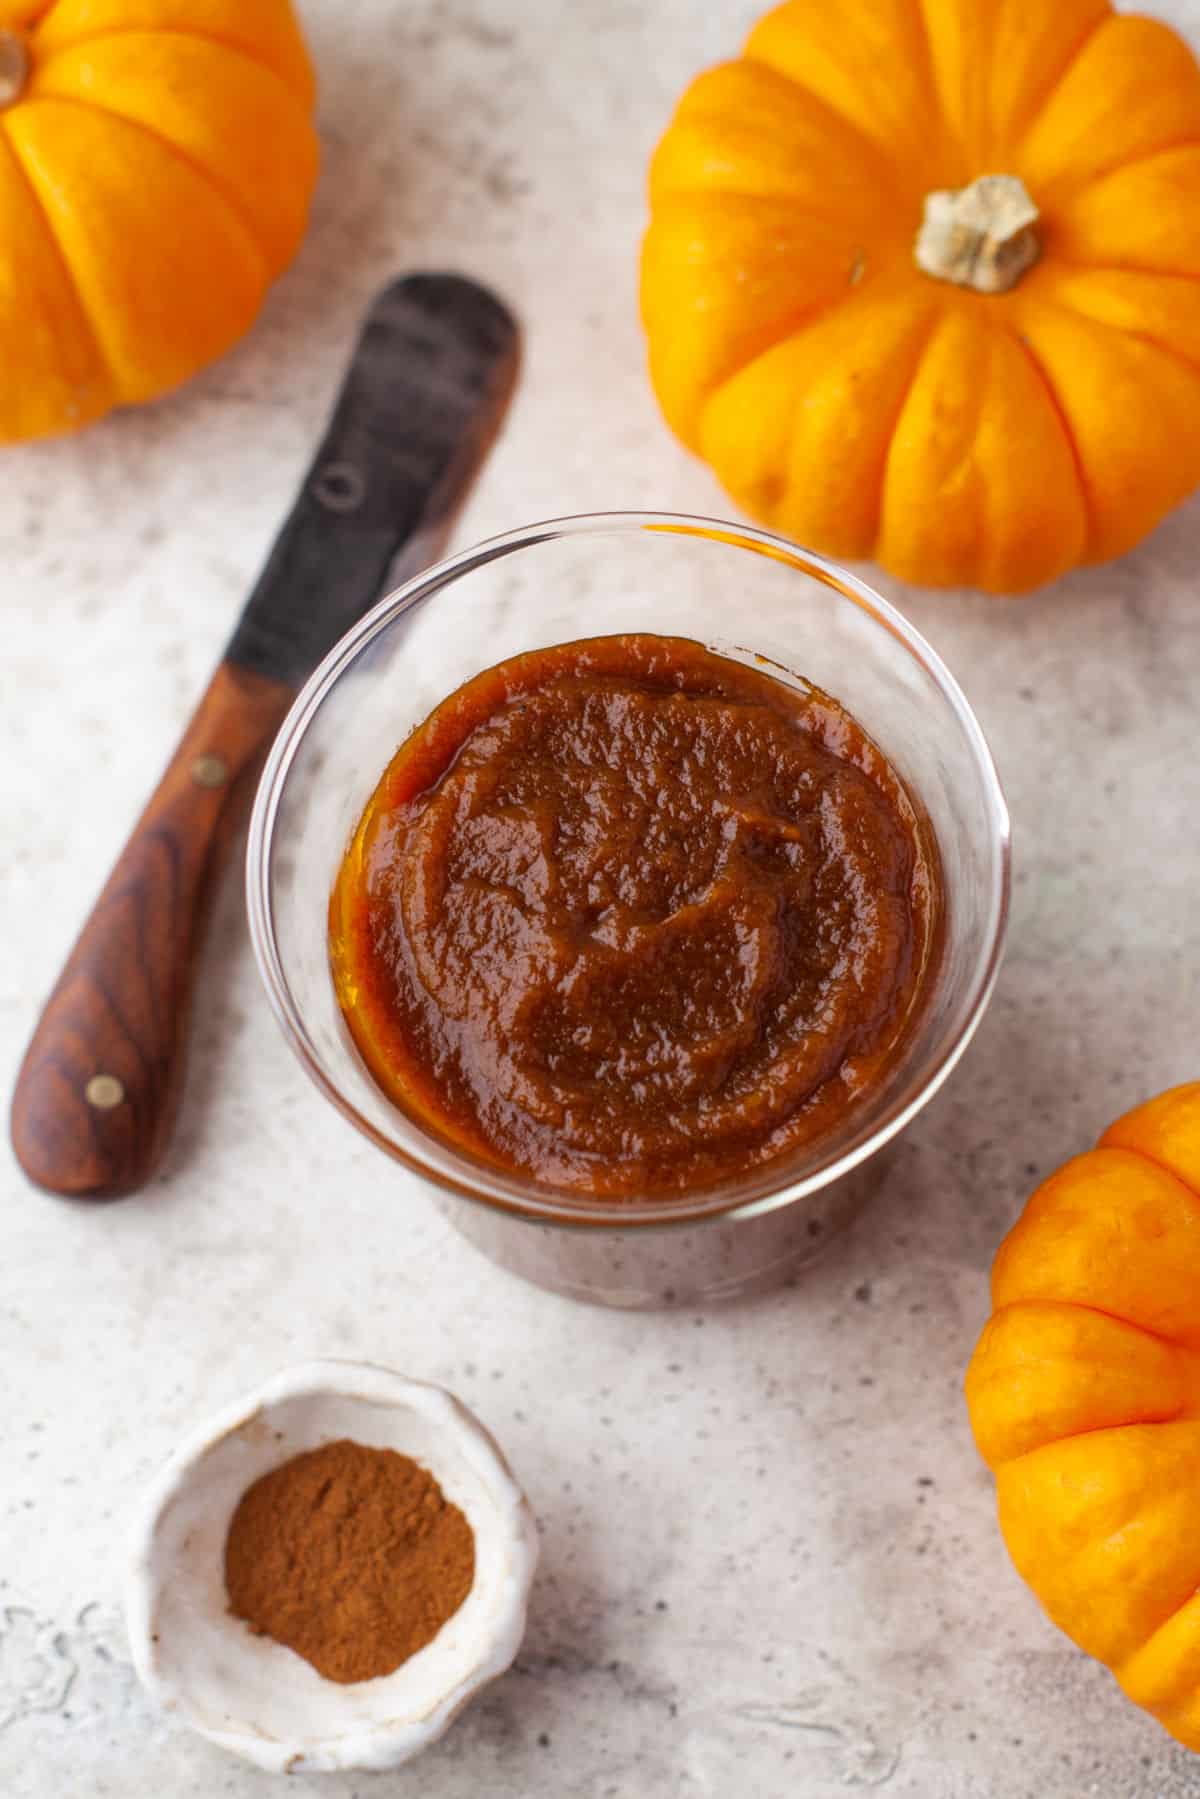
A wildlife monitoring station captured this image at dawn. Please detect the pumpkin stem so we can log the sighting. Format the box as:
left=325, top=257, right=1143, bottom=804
left=0, top=29, right=29, bottom=109
left=914, top=174, right=1040, bottom=295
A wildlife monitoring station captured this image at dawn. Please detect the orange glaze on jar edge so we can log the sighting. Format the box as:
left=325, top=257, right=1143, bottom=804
left=329, top=635, right=941, bottom=1199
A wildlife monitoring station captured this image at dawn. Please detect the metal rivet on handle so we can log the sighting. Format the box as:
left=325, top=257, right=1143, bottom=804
left=191, top=754, right=229, bottom=789
left=312, top=461, right=366, bottom=513
left=86, top=1074, right=126, bottom=1110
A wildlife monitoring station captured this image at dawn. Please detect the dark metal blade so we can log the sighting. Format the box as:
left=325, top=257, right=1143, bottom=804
left=225, top=274, right=520, bottom=689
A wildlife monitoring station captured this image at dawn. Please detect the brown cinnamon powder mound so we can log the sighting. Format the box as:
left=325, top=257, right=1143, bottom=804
left=224, top=1438, right=475, bottom=1684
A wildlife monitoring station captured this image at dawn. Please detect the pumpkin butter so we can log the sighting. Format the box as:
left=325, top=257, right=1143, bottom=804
left=330, top=635, right=940, bottom=1198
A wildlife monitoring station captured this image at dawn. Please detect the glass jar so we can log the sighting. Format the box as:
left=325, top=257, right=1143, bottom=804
left=246, top=513, right=1010, bottom=1307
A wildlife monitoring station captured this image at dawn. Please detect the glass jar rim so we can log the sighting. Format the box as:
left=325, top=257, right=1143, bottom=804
left=245, top=510, right=1012, bottom=1231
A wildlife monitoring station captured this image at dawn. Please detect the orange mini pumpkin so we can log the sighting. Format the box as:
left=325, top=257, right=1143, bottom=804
left=641, top=0, right=1200, bottom=593
left=966, top=1084, right=1200, bottom=1752
left=0, top=0, right=318, bottom=443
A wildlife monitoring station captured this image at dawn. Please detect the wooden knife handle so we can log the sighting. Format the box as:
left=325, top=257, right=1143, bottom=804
left=10, top=663, right=294, bottom=1200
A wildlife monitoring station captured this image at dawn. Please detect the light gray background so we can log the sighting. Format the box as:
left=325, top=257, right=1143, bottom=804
left=3, top=1, right=1199, bottom=1794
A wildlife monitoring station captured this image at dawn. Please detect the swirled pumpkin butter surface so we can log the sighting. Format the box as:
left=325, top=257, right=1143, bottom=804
left=330, top=636, right=940, bottom=1197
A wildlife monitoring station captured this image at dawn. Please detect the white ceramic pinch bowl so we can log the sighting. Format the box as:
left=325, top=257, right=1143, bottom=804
left=125, top=1359, right=538, bottom=1774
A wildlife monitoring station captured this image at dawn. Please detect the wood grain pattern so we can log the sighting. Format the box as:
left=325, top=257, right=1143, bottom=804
left=10, top=662, right=294, bottom=1200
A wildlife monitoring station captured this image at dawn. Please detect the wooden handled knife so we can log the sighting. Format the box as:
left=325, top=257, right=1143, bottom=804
left=11, top=274, right=520, bottom=1201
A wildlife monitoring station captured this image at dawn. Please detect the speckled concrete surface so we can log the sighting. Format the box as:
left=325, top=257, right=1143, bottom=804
left=3, top=1, right=1200, bottom=1793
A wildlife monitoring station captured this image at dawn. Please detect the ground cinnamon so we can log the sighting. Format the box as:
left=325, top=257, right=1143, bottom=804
left=224, top=1438, right=475, bottom=1684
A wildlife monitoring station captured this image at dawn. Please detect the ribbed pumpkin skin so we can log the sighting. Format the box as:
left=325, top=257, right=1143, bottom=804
left=641, top=0, right=1200, bottom=594
left=0, top=0, right=318, bottom=442
left=966, top=1084, right=1200, bottom=1752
